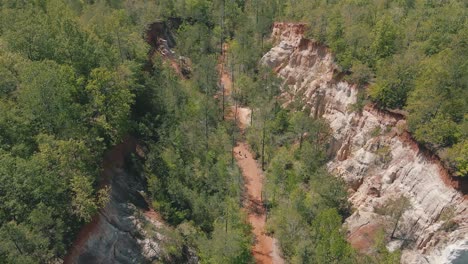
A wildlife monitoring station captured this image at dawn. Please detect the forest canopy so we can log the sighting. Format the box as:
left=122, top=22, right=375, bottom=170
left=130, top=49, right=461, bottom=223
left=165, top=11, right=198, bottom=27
left=276, top=0, right=467, bottom=176
left=0, top=0, right=465, bottom=263
left=0, top=0, right=154, bottom=262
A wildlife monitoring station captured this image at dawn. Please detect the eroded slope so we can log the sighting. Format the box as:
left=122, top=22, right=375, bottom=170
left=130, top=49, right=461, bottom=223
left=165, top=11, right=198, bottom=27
left=261, top=22, right=468, bottom=264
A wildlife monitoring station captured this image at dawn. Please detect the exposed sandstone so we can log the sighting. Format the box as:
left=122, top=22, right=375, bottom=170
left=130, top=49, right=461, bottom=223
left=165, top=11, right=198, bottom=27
left=261, top=22, right=468, bottom=264
left=65, top=140, right=197, bottom=264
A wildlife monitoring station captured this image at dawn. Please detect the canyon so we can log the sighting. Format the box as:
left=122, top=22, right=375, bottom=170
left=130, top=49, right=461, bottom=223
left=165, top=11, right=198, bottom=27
left=65, top=21, right=467, bottom=264
left=261, top=22, right=468, bottom=264
left=220, top=46, right=283, bottom=263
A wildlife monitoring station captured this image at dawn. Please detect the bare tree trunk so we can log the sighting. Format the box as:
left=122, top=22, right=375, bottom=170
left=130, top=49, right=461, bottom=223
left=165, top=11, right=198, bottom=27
left=299, top=125, right=305, bottom=150
left=261, top=33, right=264, bottom=50
left=250, top=108, right=253, bottom=126
left=261, top=119, right=266, bottom=170
left=255, top=0, right=259, bottom=25
left=205, top=90, right=209, bottom=150
left=225, top=207, right=229, bottom=233
left=391, top=212, right=403, bottom=239
left=232, top=67, right=238, bottom=124
left=222, top=83, right=225, bottom=120
left=220, top=0, right=225, bottom=54
left=116, top=30, right=124, bottom=63
left=231, top=131, right=235, bottom=166
left=205, top=75, right=209, bottom=149
left=299, top=134, right=304, bottom=150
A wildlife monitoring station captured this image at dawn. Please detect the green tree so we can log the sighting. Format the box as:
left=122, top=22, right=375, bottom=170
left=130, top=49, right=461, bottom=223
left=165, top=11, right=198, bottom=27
left=311, top=208, right=355, bottom=264
left=0, top=53, right=20, bottom=97
left=447, top=139, right=468, bottom=176
left=369, top=53, right=418, bottom=109
left=70, top=175, right=98, bottom=222
left=0, top=221, right=52, bottom=264
left=407, top=49, right=466, bottom=151
left=86, top=67, right=135, bottom=143
left=370, top=16, right=398, bottom=61
left=291, top=111, right=314, bottom=150
left=17, top=61, right=81, bottom=137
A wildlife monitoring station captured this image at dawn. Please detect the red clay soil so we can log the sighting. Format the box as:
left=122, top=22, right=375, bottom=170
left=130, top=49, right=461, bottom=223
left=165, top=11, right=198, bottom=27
left=145, top=208, right=163, bottom=223
left=234, top=142, right=283, bottom=264
left=398, top=131, right=468, bottom=197
left=363, top=104, right=468, bottom=197
left=219, top=48, right=283, bottom=263
left=218, top=45, right=233, bottom=97
left=221, top=70, right=233, bottom=96
left=347, top=222, right=382, bottom=253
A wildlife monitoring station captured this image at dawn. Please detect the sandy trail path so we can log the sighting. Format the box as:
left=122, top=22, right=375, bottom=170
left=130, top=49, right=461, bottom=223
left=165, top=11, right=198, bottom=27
left=219, top=50, right=283, bottom=263
left=234, top=142, right=283, bottom=264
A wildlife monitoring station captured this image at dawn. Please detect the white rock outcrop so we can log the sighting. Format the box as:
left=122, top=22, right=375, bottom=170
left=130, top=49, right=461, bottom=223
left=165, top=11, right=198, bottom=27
left=262, top=22, right=468, bottom=264
left=65, top=139, right=198, bottom=264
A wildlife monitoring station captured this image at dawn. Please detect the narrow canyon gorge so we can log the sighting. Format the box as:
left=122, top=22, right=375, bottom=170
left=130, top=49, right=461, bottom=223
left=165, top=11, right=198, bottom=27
left=66, top=21, right=467, bottom=264
left=1, top=1, right=465, bottom=264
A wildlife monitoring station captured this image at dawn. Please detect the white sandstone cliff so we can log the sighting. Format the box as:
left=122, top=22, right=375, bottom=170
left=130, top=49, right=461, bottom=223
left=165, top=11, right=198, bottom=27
left=261, top=22, right=468, bottom=264
left=65, top=139, right=197, bottom=264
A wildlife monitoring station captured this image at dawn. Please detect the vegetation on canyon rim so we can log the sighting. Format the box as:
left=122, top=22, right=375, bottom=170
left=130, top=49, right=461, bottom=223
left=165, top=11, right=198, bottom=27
left=0, top=0, right=465, bottom=263
left=281, top=0, right=467, bottom=177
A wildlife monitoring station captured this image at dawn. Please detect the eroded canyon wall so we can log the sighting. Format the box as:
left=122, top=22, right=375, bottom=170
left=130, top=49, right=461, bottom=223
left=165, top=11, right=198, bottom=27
left=65, top=140, right=197, bottom=264
left=261, top=22, right=468, bottom=264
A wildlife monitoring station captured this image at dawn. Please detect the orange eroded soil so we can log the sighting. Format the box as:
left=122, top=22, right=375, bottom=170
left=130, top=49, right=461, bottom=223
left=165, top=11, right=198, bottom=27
left=234, top=142, right=283, bottom=264
left=221, top=70, right=232, bottom=96
left=220, top=49, right=283, bottom=263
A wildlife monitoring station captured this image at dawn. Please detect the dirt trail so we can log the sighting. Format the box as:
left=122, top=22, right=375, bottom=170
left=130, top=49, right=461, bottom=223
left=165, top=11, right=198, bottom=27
left=219, top=51, right=283, bottom=263
left=234, top=143, right=284, bottom=264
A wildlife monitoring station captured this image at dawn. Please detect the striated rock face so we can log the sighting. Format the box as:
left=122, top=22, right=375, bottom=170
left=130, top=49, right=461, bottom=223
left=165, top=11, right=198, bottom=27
left=261, top=22, right=468, bottom=264
left=65, top=139, right=197, bottom=264
left=66, top=170, right=162, bottom=264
